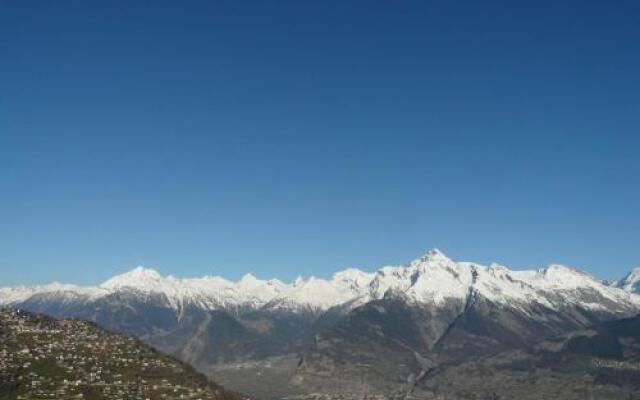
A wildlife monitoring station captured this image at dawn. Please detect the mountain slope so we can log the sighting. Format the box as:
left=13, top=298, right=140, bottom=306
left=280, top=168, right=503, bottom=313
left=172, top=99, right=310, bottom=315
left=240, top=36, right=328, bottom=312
left=286, top=251, right=640, bottom=397
left=2, top=249, right=639, bottom=398
left=0, top=308, right=244, bottom=400
left=414, top=314, right=640, bottom=400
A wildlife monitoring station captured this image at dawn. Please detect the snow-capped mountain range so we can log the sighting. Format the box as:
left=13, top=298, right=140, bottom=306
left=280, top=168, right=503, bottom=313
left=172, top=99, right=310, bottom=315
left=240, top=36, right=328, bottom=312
left=2, top=249, right=639, bottom=313
left=3, top=249, right=640, bottom=398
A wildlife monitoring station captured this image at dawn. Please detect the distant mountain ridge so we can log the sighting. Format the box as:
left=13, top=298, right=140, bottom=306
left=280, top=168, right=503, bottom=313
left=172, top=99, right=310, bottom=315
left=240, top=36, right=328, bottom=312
left=2, top=249, right=639, bottom=312
left=2, top=249, right=639, bottom=399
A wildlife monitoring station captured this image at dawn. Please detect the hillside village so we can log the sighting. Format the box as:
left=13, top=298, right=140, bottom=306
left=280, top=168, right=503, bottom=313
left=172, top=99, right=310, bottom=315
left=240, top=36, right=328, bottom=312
left=0, top=308, right=244, bottom=400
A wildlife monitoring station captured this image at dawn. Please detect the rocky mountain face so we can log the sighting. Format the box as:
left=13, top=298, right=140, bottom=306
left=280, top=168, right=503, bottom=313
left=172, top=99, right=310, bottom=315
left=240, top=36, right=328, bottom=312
left=1, top=250, right=640, bottom=399
left=412, top=313, right=640, bottom=400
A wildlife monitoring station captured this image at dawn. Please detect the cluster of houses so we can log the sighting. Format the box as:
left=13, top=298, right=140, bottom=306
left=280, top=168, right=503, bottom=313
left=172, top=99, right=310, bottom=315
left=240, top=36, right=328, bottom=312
left=592, top=358, right=640, bottom=372
left=283, top=394, right=390, bottom=400
left=0, top=309, right=232, bottom=399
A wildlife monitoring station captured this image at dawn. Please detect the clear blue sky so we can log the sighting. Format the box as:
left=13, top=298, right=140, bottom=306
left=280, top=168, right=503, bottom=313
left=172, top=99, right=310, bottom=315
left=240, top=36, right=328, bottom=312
left=1, top=0, right=639, bottom=286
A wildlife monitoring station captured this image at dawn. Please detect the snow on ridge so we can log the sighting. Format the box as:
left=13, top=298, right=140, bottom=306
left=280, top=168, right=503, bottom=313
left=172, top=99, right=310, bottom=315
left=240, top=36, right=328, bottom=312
left=332, top=268, right=375, bottom=288
left=1, top=249, right=639, bottom=312
left=0, top=282, right=107, bottom=305
left=100, top=266, right=165, bottom=290
left=613, top=267, right=640, bottom=293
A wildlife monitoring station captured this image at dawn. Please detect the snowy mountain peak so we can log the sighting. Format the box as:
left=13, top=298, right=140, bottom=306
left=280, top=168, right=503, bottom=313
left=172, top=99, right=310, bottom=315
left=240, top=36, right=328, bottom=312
left=238, top=273, right=259, bottom=284
left=99, top=266, right=164, bottom=290
left=616, top=267, right=640, bottom=293
left=405, top=249, right=456, bottom=275
left=419, top=248, right=451, bottom=264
